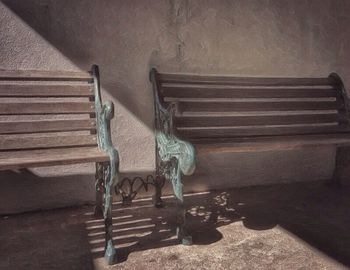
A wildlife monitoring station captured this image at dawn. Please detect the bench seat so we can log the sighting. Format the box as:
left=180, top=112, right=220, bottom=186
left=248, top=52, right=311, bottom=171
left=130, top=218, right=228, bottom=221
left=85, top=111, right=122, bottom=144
left=0, top=146, right=109, bottom=170
left=194, top=133, right=350, bottom=154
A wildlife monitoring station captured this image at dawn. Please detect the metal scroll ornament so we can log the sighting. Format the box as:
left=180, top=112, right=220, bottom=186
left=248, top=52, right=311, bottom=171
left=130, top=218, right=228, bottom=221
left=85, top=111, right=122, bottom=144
left=155, top=94, right=195, bottom=192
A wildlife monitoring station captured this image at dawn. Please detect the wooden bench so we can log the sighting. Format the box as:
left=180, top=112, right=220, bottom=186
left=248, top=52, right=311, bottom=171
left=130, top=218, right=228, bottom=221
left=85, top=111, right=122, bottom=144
left=0, top=65, right=119, bottom=264
left=150, top=68, right=350, bottom=244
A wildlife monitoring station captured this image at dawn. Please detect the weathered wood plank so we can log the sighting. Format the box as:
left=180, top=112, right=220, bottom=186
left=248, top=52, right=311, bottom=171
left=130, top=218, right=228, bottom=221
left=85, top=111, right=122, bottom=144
left=178, top=100, right=344, bottom=113
left=0, top=70, right=92, bottom=81
left=0, top=119, right=96, bottom=134
left=0, top=84, right=93, bottom=97
left=0, top=134, right=97, bottom=150
left=175, top=114, right=343, bottom=128
left=0, top=102, right=95, bottom=115
left=159, top=73, right=333, bottom=86
left=162, top=86, right=339, bottom=99
left=194, top=134, right=350, bottom=153
left=0, top=147, right=108, bottom=170
left=176, top=125, right=350, bottom=138
left=153, top=70, right=350, bottom=151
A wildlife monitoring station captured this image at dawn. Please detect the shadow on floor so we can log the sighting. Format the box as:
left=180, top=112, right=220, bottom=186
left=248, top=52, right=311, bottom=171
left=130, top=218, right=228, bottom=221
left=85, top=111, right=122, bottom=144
left=86, top=181, right=350, bottom=267
left=1, top=181, right=350, bottom=270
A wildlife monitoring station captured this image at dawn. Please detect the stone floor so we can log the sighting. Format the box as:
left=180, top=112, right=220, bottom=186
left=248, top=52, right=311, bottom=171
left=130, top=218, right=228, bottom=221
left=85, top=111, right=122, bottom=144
left=1, top=181, right=350, bottom=270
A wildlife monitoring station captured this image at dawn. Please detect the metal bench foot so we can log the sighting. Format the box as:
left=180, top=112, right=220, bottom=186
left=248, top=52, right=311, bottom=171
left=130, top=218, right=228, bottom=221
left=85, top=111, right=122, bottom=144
left=175, top=200, right=192, bottom=245
left=103, top=188, right=117, bottom=265
left=180, top=233, right=193, bottom=246
left=176, top=216, right=193, bottom=245
left=104, top=239, right=117, bottom=265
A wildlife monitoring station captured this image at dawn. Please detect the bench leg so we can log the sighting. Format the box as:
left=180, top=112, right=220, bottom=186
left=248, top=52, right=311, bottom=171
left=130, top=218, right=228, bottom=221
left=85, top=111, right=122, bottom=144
left=170, top=159, right=192, bottom=245
left=94, top=162, right=104, bottom=218
left=102, top=161, right=118, bottom=265
left=176, top=198, right=192, bottom=246
left=152, top=175, right=164, bottom=208
left=155, top=131, right=195, bottom=245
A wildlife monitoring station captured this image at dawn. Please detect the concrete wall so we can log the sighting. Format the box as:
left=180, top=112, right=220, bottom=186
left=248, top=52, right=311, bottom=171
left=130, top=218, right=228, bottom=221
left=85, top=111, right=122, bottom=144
left=0, top=0, right=350, bottom=214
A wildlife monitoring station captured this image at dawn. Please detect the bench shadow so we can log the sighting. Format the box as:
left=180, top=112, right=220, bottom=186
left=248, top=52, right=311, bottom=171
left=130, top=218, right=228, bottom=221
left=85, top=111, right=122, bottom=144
left=0, top=169, right=95, bottom=215
left=85, top=181, right=350, bottom=266
left=1, top=179, right=349, bottom=268
left=0, top=206, right=96, bottom=270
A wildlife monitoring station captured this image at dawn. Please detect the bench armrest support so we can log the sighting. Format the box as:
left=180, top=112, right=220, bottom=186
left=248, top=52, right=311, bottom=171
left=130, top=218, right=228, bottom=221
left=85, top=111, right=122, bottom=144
left=156, top=130, right=195, bottom=196
left=150, top=68, right=195, bottom=244
left=150, top=68, right=196, bottom=187
left=91, top=64, right=119, bottom=264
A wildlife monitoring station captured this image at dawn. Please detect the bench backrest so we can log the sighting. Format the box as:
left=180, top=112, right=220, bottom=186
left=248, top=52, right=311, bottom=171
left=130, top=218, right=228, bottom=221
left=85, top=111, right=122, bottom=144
left=150, top=69, right=350, bottom=140
left=0, top=67, right=100, bottom=151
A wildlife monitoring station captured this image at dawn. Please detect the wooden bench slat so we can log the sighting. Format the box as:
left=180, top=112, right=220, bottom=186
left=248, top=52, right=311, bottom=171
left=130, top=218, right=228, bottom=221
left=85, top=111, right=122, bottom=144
left=161, top=86, right=339, bottom=99
left=176, top=125, right=350, bottom=139
left=194, top=134, right=350, bottom=154
left=0, top=70, right=92, bottom=81
left=0, top=84, right=93, bottom=97
left=159, top=73, right=333, bottom=86
left=0, top=147, right=108, bottom=170
left=153, top=70, right=350, bottom=144
left=179, top=100, right=344, bottom=113
left=0, top=102, right=95, bottom=115
left=0, top=119, right=96, bottom=134
left=0, top=134, right=97, bottom=150
left=175, top=114, right=343, bottom=128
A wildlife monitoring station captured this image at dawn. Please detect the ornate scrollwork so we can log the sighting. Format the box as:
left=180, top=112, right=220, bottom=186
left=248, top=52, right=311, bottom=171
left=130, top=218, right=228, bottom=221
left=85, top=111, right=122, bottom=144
left=156, top=103, right=195, bottom=182
left=115, top=175, right=166, bottom=205
left=156, top=129, right=195, bottom=201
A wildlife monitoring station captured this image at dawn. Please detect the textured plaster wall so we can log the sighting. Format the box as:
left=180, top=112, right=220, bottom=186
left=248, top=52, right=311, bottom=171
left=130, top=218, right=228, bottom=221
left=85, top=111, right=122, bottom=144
left=0, top=0, right=350, bottom=213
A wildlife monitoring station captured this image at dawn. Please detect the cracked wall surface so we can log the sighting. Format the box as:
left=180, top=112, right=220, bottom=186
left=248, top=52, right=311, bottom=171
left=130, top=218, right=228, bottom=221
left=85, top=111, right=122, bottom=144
left=1, top=0, right=350, bottom=213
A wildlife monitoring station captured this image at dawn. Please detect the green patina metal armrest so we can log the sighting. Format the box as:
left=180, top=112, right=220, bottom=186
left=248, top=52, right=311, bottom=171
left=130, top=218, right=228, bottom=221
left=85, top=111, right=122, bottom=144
left=150, top=68, right=196, bottom=245
left=91, top=65, right=119, bottom=264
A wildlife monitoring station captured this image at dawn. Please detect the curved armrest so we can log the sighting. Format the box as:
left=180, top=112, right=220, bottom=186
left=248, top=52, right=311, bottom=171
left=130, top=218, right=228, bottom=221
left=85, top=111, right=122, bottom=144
left=96, top=100, right=115, bottom=151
